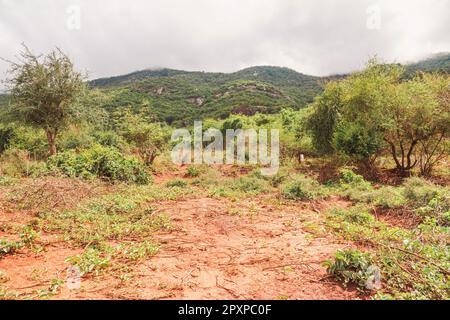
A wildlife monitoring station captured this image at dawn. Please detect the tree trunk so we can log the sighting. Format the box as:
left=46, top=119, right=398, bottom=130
left=46, top=130, right=57, bottom=156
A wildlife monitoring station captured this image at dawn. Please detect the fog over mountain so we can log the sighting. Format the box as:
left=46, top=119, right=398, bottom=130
left=0, top=0, right=449, bottom=81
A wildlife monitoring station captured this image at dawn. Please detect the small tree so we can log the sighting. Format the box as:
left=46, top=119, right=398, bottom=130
left=114, top=110, right=168, bottom=165
left=306, top=81, right=343, bottom=154
left=3, top=46, right=85, bottom=155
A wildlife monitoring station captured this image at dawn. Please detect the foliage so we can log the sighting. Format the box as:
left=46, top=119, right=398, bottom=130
left=0, top=239, right=23, bottom=258
left=186, top=166, right=201, bottom=177
left=325, top=249, right=377, bottom=292
left=306, top=59, right=450, bottom=175
left=306, top=82, right=343, bottom=154
left=232, top=175, right=270, bottom=194
left=282, top=175, right=326, bottom=200
left=166, top=179, right=188, bottom=188
left=114, top=110, right=169, bottom=165
left=48, top=144, right=150, bottom=184
left=66, top=248, right=111, bottom=276
left=330, top=206, right=375, bottom=225
left=0, top=148, right=48, bottom=177
left=4, top=46, right=85, bottom=155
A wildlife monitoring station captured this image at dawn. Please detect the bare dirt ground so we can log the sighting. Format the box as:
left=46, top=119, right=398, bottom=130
left=0, top=173, right=361, bottom=300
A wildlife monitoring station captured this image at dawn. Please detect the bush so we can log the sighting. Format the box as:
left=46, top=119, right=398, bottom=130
left=404, top=178, right=450, bottom=225
left=0, top=175, right=18, bottom=186
left=402, top=177, right=440, bottom=207
left=7, top=126, right=48, bottom=160
left=48, top=145, right=150, bottom=184
left=339, top=168, right=367, bottom=185
left=166, top=179, right=187, bottom=188
left=186, top=166, right=201, bottom=178
left=233, top=176, right=269, bottom=194
left=282, top=175, right=326, bottom=200
left=369, top=187, right=407, bottom=209
left=332, top=206, right=375, bottom=225
left=0, top=149, right=47, bottom=177
left=325, top=249, right=378, bottom=292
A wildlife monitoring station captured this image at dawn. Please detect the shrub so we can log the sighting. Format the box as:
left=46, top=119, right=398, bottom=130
left=66, top=248, right=111, bottom=276
left=166, top=179, right=187, bottom=188
left=186, top=166, right=201, bottom=178
left=233, top=176, right=269, bottom=194
left=0, top=240, right=23, bottom=258
left=325, top=249, right=378, bottom=292
left=403, top=177, right=440, bottom=207
left=0, top=175, right=18, bottom=186
left=48, top=144, right=150, bottom=184
left=339, top=168, right=367, bottom=185
left=369, top=187, right=406, bottom=209
left=0, top=149, right=46, bottom=177
left=332, top=206, right=375, bottom=225
left=282, top=175, right=325, bottom=200
left=337, top=168, right=376, bottom=203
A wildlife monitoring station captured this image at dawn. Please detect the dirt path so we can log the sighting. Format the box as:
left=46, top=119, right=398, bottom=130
left=1, top=183, right=360, bottom=299
left=107, top=196, right=359, bottom=300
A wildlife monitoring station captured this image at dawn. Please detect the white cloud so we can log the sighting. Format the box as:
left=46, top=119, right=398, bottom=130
left=0, top=0, right=448, bottom=81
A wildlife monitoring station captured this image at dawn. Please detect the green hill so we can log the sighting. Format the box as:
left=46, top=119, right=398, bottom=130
left=405, top=53, right=450, bottom=76
left=91, top=54, right=449, bottom=125
left=2, top=54, right=448, bottom=126
left=90, top=66, right=325, bottom=125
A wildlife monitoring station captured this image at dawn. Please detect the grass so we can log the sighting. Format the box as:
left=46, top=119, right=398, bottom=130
left=0, top=164, right=449, bottom=300
left=281, top=174, right=327, bottom=200
left=325, top=205, right=450, bottom=299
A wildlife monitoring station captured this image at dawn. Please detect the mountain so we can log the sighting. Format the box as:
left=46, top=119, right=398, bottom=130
left=405, top=52, right=450, bottom=76
left=90, top=66, right=326, bottom=125
left=91, top=54, right=449, bottom=125
left=2, top=54, right=448, bottom=125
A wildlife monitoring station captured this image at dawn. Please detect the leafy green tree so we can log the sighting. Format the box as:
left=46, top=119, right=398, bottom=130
left=307, top=59, right=449, bottom=175
left=306, top=82, right=343, bottom=154
left=335, top=62, right=402, bottom=168
left=383, top=73, right=450, bottom=175
left=4, top=46, right=85, bottom=155
left=114, top=110, right=168, bottom=165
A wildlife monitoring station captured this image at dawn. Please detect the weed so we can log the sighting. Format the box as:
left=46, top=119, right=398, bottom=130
left=66, top=248, right=111, bottom=277
left=116, top=241, right=159, bottom=261
left=233, top=176, right=269, bottom=194
left=0, top=239, right=23, bottom=258
left=282, top=175, right=326, bottom=200
left=325, top=249, right=377, bottom=292
left=330, top=206, right=375, bottom=225
left=186, top=166, right=201, bottom=178
left=166, top=179, right=187, bottom=188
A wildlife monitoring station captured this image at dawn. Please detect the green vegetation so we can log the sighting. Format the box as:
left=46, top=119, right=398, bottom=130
left=307, top=60, right=450, bottom=175
left=0, top=47, right=448, bottom=300
left=325, top=249, right=376, bottom=292
left=4, top=46, right=85, bottom=155
left=47, top=144, right=150, bottom=184
left=282, top=175, right=327, bottom=200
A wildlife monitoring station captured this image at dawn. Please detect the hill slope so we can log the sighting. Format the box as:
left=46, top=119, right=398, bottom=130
left=90, top=66, right=325, bottom=125
left=91, top=54, right=449, bottom=125
left=405, top=53, right=450, bottom=76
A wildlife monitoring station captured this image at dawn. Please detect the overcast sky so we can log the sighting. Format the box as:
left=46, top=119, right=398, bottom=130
left=0, top=0, right=449, bottom=81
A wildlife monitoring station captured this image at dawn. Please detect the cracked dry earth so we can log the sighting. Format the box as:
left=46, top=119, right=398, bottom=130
left=1, top=192, right=361, bottom=300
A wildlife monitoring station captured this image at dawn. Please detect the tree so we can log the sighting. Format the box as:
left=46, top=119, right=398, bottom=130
left=417, top=74, right=450, bottom=175
left=3, top=45, right=85, bottom=155
left=114, top=110, right=168, bottom=165
left=306, top=59, right=450, bottom=175
left=306, top=81, right=343, bottom=154
left=383, top=73, right=450, bottom=175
